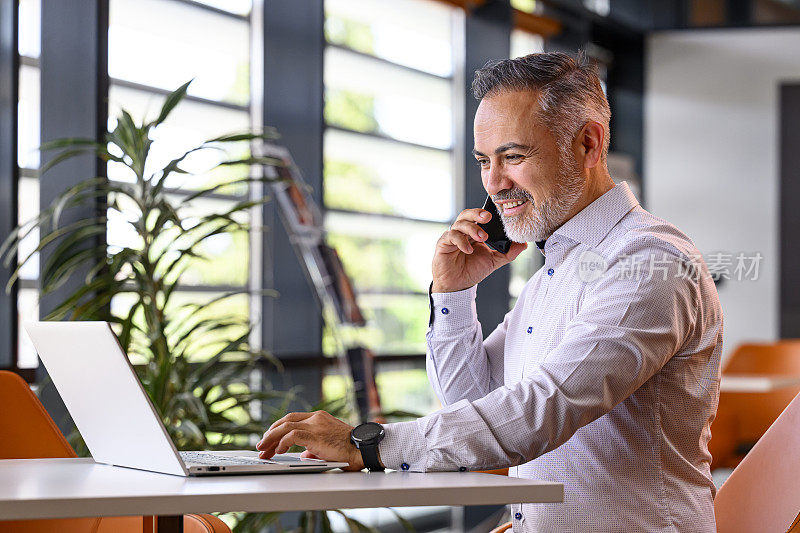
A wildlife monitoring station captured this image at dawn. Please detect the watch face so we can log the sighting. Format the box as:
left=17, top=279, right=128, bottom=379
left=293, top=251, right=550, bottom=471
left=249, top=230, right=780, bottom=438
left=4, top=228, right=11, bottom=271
left=353, top=422, right=384, bottom=442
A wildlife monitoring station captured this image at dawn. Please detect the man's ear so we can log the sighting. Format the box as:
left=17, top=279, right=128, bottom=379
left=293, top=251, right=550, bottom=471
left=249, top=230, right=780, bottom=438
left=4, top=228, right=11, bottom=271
left=578, top=120, right=605, bottom=169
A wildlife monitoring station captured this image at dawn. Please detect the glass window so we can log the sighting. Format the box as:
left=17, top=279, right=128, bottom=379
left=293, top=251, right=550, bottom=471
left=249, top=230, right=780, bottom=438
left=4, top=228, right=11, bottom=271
left=109, top=0, right=250, bottom=106
left=18, top=0, right=40, bottom=59
left=325, top=0, right=453, bottom=77
left=18, top=64, right=40, bottom=170
left=105, top=0, right=258, bottom=372
left=323, top=129, right=454, bottom=221
left=322, top=0, right=457, bottom=364
left=108, top=85, right=251, bottom=192
left=324, top=47, right=452, bottom=149
left=16, top=177, right=40, bottom=281
left=14, top=0, right=42, bottom=372
left=325, top=212, right=443, bottom=292
left=192, top=0, right=252, bottom=16
left=17, top=289, right=39, bottom=368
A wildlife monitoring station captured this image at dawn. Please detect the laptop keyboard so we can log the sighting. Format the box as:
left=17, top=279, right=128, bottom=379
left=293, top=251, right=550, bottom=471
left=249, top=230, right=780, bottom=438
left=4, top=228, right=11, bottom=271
left=179, top=451, right=277, bottom=465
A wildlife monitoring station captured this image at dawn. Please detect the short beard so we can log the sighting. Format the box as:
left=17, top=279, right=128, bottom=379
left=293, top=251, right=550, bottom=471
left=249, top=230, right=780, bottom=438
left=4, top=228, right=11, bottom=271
left=493, top=156, right=585, bottom=243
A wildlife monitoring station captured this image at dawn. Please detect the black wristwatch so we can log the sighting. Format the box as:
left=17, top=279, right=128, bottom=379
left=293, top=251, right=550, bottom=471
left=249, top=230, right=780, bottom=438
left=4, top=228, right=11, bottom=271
left=350, top=422, right=385, bottom=472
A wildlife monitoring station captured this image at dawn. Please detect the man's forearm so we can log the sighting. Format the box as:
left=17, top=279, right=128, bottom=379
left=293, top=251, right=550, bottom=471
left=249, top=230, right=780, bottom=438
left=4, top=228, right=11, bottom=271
left=426, top=285, right=501, bottom=405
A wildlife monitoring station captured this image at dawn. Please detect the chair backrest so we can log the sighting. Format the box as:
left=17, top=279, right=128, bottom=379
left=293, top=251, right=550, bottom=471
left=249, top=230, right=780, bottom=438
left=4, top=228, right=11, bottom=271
left=0, top=371, right=230, bottom=533
left=0, top=370, right=76, bottom=459
left=723, top=341, right=800, bottom=375
left=710, top=341, right=800, bottom=469
left=715, top=391, right=800, bottom=532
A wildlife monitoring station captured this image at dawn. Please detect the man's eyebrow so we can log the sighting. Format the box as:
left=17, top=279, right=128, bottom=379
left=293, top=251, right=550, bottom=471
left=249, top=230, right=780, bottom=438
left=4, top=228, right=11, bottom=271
left=494, top=142, right=531, bottom=154
left=472, top=143, right=532, bottom=157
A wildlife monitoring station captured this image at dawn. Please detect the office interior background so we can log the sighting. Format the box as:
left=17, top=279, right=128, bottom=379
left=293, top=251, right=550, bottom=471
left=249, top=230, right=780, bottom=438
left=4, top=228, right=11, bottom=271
left=2, top=0, right=800, bottom=531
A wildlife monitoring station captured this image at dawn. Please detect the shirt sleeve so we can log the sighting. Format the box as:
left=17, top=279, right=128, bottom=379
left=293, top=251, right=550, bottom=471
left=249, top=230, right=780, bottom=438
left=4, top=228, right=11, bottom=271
left=425, top=284, right=507, bottom=406
left=379, top=245, right=700, bottom=472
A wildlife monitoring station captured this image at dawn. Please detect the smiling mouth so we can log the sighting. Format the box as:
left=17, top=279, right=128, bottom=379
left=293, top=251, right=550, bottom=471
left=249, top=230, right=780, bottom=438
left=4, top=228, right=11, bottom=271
left=498, top=199, right=529, bottom=215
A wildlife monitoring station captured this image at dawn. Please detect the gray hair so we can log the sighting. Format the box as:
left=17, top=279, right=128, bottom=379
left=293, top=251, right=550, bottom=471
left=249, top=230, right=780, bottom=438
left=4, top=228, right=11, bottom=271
left=472, top=51, right=611, bottom=162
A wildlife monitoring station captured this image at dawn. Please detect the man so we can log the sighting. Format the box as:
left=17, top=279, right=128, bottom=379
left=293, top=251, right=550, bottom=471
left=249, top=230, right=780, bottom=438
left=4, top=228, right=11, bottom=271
left=257, top=52, right=723, bottom=532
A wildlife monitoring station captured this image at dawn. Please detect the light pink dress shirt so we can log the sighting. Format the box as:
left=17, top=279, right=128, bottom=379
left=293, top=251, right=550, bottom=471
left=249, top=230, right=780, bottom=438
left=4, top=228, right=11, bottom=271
left=379, top=182, right=724, bottom=532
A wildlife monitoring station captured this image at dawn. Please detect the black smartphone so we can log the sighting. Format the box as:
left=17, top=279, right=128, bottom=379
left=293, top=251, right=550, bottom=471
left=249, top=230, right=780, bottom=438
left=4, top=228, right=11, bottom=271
left=478, top=196, right=513, bottom=254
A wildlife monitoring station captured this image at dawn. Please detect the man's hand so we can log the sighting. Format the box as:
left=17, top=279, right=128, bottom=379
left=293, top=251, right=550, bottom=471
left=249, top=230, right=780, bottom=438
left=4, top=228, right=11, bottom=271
left=432, top=208, right=527, bottom=293
left=255, top=410, right=366, bottom=472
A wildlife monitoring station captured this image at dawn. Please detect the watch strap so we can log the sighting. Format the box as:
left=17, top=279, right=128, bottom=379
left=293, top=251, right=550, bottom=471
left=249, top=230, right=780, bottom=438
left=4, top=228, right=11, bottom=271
left=360, top=442, right=384, bottom=472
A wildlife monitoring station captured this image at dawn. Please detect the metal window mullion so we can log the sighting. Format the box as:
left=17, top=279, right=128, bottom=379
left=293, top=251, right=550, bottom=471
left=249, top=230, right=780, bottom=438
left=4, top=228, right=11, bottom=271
left=261, top=0, right=326, bottom=418
left=0, top=0, right=19, bottom=370
left=38, top=0, right=109, bottom=431
left=19, top=55, right=38, bottom=68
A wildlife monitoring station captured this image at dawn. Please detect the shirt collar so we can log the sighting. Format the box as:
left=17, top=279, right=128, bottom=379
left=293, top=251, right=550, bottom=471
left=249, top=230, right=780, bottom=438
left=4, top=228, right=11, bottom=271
left=548, top=181, right=639, bottom=250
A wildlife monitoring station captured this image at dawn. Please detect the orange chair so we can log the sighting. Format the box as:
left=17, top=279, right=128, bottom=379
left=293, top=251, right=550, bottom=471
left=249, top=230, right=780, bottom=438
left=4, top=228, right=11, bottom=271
left=709, top=341, right=800, bottom=469
left=715, top=390, right=800, bottom=532
left=0, top=370, right=230, bottom=533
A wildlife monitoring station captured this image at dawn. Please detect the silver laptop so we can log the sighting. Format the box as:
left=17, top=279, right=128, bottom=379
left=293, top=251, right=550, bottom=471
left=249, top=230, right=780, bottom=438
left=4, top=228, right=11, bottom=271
left=25, top=321, right=349, bottom=476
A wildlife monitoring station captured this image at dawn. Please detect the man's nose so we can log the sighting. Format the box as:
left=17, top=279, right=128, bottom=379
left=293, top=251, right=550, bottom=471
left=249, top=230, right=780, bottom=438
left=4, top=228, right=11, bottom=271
left=484, top=165, right=514, bottom=196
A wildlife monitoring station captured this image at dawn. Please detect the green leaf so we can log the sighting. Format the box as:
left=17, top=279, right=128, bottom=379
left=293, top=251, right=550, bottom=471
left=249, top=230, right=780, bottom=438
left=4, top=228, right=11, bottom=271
left=152, top=79, right=192, bottom=127
left=39, top=137, right=105, bottom=151
left=40, top=241, right=106, bottom=295
left=215, top=156, right=285, bottom=168
left=51, top=178, right=113, bottom=229
left=42, top=275, right=115, bottom=320
left=0, top=212, right=54, bottom=267
left=39, top=147, right=96, bottom=176
left=5, top=217, right=107, bottom=292
left=204, top=129, right=279, bottom=143
left=180, top=176, right=276, bottom=203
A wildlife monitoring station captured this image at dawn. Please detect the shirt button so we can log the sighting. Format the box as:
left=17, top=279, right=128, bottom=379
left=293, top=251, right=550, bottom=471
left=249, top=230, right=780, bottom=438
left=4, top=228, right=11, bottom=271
left=547, top=268, right=554, bottom=276
left=459, top=466, right=467, bottom=472
left=441, top=307, right=449, bottom=315
left=515, top=512, right=523, bottom=520
left=526, top=326, right=533, bottom=334
left=401, top=463, right=410, bottom=471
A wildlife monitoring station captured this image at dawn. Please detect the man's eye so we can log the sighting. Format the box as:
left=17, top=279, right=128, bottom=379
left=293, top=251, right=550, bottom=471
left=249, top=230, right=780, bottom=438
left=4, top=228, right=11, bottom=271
left=476, top=159, right=489, bottom=167
left=506, top=154, right=523, bottom=161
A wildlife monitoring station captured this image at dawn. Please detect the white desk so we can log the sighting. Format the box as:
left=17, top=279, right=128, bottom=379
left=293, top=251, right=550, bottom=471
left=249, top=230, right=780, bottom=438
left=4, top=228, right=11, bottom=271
left=720, top=375, right=800, bottom=393
left=0, top=458, right=562, bottom=531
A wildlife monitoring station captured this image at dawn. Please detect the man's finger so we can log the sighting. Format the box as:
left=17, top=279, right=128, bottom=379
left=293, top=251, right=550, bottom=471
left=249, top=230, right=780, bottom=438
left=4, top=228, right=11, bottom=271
left=275, top=429, right=313, bottom=455
left=256, top=420, right=310, bottom=452
left=300, top=450, right=321, bottom=459
left=445, top=230, right=474, bottom=254
left=267, top=411, right=315, bottom=433
left=454, top=207, right=492, bottom=224
left=451, top=220, right=487, bottom=243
